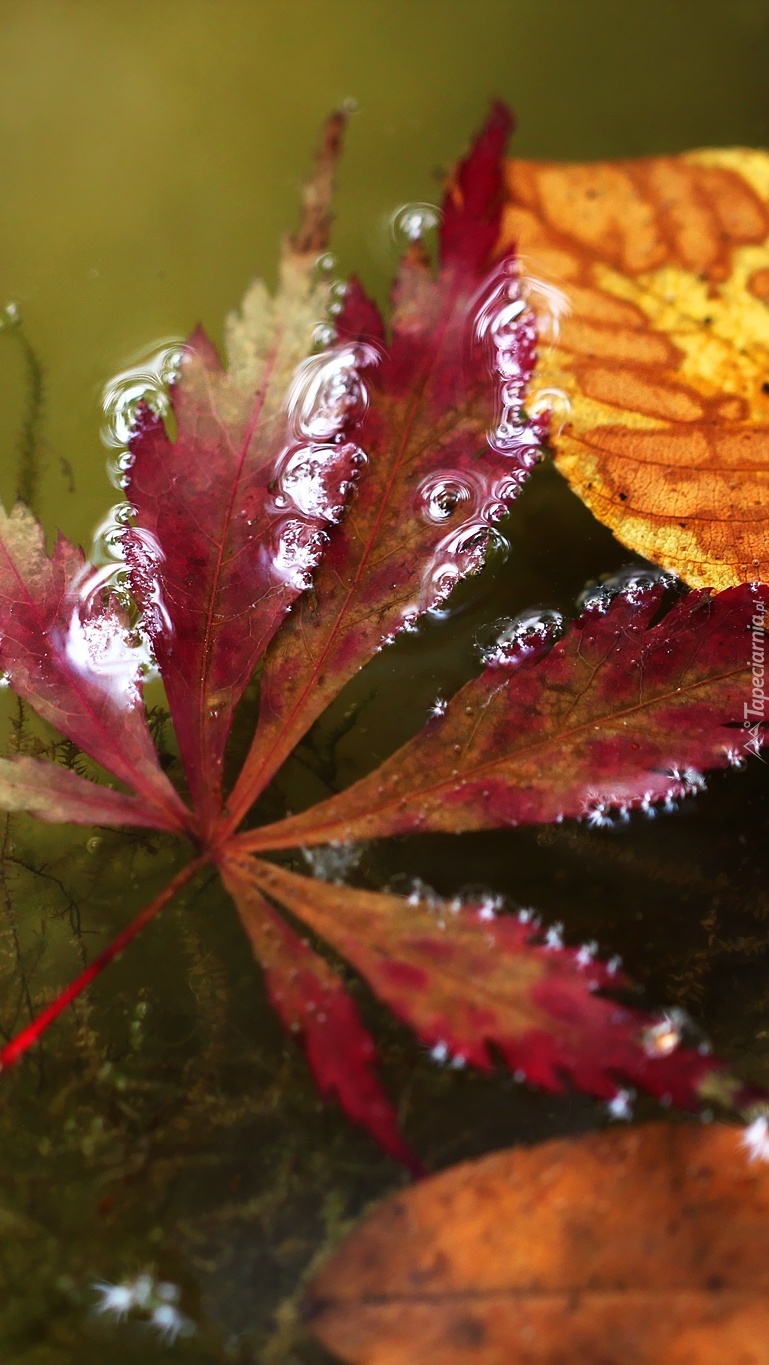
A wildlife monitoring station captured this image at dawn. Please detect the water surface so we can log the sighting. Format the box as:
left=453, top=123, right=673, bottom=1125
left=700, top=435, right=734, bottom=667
left=2, top=3, right=769, bottom=1360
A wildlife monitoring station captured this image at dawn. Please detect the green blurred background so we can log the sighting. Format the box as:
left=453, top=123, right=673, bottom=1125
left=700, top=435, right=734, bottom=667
left=2, top=0, right=769, bottom=546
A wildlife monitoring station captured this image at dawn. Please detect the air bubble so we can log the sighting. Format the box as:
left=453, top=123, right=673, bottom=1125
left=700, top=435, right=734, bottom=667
left=416, top=473, right=477, bottom=524
left=606, top=1088, right=634, bottom=1121
left=312, top=322, right=336, bottom=350
left=527, top=387, right=572, bottom=435
left=387, top=875, right=441, bottom=909
left=0, top=301, right=20, bottom=330
left=520, top=275, right=571, bottom=344
left=277, top=445, right=354, bottom=523
left=285, top=342, right=377, bottom=442
left=101, top=340, right=185, bottom=454
left=390, top=202, right=441, bottom=244
left=640, top=1009, right=688, bottom=1058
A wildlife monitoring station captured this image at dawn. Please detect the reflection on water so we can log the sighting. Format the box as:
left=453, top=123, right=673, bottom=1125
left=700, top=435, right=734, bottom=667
left=2, top=1, right=769, bottom=1361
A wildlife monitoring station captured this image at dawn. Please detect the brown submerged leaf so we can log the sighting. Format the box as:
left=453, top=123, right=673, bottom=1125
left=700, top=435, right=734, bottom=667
left=502, top=149, right=769, bottom=589
left=306, top=1122, right=769, bottom=1364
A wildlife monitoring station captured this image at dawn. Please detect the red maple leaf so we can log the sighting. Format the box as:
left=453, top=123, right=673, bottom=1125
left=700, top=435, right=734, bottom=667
left=0, top=107, right=766, bottom=1168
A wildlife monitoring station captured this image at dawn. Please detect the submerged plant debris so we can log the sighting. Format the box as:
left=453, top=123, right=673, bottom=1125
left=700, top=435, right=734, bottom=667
left=1, top=102, right=769, bottom=1359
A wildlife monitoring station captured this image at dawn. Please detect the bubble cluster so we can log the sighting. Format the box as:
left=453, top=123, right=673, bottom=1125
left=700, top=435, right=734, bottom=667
left=578, top=564, right=678, bottom=613
left=478, top=607, right=564, bottom=667
left=266, top=342, right=377, bottom=591
left=301, top=841, right=364, bottom=883
left=475, top=262, right=547, bottom=461
left=61, top=501, right=167, bottom=698
left=102, top=342, right=184, bottom=486
left=91, top=1273, right=193, bottom=1344
left=385, top=875, right=442, bottom=910
left=446, top=885, right=505, bottom=921
left=285, top=341, right=373, bottom=443
left=413, top=466, right=517, bottom=615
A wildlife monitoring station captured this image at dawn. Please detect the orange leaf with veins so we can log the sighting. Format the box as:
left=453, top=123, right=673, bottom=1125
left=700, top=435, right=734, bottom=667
left=502, top=149, right=769, bottom=588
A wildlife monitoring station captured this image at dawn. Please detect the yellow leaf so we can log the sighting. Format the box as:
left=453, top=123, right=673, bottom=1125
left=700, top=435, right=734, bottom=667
left=501, top=149, right=769, bottom=589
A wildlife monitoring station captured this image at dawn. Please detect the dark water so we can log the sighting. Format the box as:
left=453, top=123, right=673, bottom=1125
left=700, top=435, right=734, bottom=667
left=2, top=2, right=769, bottom=1360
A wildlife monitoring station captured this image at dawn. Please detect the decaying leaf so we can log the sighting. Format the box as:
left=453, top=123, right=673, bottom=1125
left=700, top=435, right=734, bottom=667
left=502, top=149, right=769, bottom=589
left=306, top=1122, right=769, bottom=1364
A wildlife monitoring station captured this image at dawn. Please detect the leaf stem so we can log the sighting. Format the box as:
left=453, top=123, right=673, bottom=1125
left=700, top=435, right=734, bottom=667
left=0, top=853, right=208, bottom=1072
